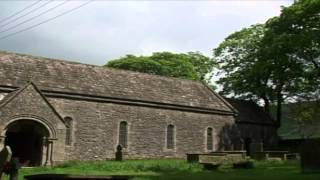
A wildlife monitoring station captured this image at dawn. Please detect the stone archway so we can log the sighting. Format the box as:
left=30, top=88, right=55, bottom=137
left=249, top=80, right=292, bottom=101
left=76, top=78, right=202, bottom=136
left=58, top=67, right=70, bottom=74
left=4, top=119, right=50, bottom=166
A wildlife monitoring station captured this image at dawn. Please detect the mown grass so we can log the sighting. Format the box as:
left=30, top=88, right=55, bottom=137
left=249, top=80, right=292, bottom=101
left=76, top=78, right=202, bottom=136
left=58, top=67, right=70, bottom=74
left=3, top=159, right=320, bottom=180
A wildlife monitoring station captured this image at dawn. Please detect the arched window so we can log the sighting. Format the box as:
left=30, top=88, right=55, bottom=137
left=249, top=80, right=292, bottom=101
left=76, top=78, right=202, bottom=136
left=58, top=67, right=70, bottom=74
left=64, top=116, right=73, bottom=145
left=207, top=127, right=213, bottom=151
left=119, top=121, right=128, bottom=148
left=167, top=125, right=175, bottom=149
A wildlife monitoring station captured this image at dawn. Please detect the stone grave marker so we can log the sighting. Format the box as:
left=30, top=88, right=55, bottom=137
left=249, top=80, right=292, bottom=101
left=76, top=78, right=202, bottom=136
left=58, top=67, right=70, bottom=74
left=115, top=145, right=123, bottom=161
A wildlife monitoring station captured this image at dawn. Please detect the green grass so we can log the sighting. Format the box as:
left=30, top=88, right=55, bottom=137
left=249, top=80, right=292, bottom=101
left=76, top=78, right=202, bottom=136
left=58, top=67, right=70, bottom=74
left=3, top=159, right=320, bottom=180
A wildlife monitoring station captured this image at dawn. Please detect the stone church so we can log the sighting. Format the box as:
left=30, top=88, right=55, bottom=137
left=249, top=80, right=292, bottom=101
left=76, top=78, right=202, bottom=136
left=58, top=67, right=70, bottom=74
left=0, top=51, right=277, bottom=166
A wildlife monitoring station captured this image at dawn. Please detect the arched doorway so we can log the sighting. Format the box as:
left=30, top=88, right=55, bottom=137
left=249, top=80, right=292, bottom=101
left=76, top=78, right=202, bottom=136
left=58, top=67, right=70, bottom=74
left=4, top=120, right=50, bottom=166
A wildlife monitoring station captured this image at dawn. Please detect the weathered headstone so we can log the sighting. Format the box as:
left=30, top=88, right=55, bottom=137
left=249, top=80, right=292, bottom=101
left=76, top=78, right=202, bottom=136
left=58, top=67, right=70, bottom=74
left=115, top=145, right=123, bottom=161
left=250, top=139, right=264, bottom=153
left=0, top=146, right=12, bottom=179
left=250, top=139, right=265, bottom=160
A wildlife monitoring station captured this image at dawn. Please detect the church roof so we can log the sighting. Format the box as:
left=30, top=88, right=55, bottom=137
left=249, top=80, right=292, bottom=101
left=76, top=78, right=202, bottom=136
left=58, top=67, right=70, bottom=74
left=0, top=51, right=235, bottom=114
left=225, top=98, right=276, bottom=126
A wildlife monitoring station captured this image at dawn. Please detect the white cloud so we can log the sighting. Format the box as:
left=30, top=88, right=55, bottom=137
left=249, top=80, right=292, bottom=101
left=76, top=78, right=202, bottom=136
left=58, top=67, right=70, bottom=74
left=0, top=0, right=293, bottom=65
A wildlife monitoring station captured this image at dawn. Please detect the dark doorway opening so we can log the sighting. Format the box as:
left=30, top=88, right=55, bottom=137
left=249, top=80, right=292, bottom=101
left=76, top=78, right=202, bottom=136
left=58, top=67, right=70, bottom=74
left=244, top=138, right=252, bottom=156
left=5, top=120, right=49, bottom=166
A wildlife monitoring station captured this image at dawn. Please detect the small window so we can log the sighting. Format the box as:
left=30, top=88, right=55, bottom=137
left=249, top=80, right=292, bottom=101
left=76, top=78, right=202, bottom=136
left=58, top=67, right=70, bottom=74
left=119, top=121, right=128, bottom=148
left=167, top=125, right=175, bottom=149
left=207, top=127, right=213, bottom=151
left=64, top=116, right=73, bottom=145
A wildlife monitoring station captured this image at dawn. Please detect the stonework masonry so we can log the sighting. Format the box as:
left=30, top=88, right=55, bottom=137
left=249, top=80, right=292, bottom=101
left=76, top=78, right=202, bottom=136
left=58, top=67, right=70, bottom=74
left=0, top=51, right=278, bottom=165
left=49, top=97, right=236, bottom=161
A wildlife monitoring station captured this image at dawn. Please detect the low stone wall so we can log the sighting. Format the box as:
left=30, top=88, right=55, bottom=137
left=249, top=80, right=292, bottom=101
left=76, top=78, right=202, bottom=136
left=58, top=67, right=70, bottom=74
left=187, top=151, right=247, bottom=164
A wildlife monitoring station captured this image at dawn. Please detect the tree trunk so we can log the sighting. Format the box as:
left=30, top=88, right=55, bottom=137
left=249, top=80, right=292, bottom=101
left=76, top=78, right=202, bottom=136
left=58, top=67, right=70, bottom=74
left=262, top=96, right=270, bottom=113
left=276, top=89, right=283, bottom=128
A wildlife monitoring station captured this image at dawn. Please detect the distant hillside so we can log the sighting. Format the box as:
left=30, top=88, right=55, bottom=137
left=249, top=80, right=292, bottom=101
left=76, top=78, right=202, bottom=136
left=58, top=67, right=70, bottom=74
left=271, top=102, right=320, bottom=140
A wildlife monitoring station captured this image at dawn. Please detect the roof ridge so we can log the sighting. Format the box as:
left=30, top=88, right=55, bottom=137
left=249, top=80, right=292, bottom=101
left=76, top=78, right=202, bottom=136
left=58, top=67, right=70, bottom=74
left=0, top=50, right=201, bottom=84
left=204, top=85, right=238, bottom=114
left=0, top=50, right=234, bottom=113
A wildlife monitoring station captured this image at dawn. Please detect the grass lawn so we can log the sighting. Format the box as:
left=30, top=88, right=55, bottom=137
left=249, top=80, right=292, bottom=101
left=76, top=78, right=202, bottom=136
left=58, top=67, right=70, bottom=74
left=3, top=159, right=320, bottom=180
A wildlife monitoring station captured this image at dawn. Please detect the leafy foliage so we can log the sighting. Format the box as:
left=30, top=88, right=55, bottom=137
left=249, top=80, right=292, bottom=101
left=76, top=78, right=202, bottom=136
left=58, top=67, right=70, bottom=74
left=262, top=0, right=320, bottom=101
left=105, top=52, right=215, bottom=82
left=294, top=102, right=320, bottom=126
left=293, top=101, right=320, bottom=138
left=213, top=24, right=273, bottom=112
left=106, top=55, right=163, bottom=76
left=214, top=0, right=320, bottom=126
left=260, top=0, right=320, bottom=125
left=272, top=101, right=320, bottom=139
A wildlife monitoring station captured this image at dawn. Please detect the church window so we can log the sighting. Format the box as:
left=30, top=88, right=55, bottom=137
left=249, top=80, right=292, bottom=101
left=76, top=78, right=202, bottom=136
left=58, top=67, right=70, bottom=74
left=119, top=121, right=128, bottom=148
left=167, top=124, right=175, bottom=149
left=64, top=116, right=73, bottom=145
left=207, top=127, right=213, bottom=151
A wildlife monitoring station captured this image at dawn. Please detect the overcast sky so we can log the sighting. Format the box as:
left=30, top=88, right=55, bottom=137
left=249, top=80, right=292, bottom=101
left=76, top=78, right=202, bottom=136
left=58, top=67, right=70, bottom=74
left=0, top=0, right=293, bottom=65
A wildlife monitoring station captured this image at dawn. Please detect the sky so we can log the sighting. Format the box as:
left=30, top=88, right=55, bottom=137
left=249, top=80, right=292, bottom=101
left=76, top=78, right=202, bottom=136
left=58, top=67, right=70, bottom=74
left=0, top=0, right=293, bottom=66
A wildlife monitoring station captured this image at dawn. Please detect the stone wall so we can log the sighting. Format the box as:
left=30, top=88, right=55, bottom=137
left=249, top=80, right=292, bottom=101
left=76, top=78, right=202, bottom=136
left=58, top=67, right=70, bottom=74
left=0, top=52, right=279, bottom=164
left=49, top=97, right=236, bottom=161
left=0, top=85, right=66, bottom=165
left=0, top=88, right=278, bottom=163
left=237, top=123, right=278, bottom=151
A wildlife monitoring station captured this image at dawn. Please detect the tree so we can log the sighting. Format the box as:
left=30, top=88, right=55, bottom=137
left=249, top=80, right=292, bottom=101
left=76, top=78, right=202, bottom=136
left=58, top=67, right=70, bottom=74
left=293, top=101, right=320, bottom=139
left=263, top=0, right=320, bottom=98
left=214, top=0, right=320, bottom=126
left=105, top=55, right=163, bottom=75
left=185, top=52, right=216, bottom=81
left=260, top=0, right=320, bottom=124
left=105, top=52, right=216, bottom=81
left=213, top=24, right=274, bottom=113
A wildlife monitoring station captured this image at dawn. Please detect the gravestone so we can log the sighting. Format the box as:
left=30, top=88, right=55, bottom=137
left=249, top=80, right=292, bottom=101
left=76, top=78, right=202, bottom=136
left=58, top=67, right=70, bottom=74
left=115, top=145, right=123, bottom=161
left=250, top=139, right=265, bottom=160
left=250, top=139, right=263, bottom=153
left=300, top=139, right=320, bottom=173
left=0, top=146, right=12, bottom=179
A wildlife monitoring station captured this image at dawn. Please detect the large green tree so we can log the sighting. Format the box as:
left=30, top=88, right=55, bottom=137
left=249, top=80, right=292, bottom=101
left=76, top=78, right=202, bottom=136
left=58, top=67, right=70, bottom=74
left=262, top=0, right=320, bottom=100
left=214, top=0, right=320, bottom=126
left=105, top=55, right=164, bottom=76
left=213, top=24, right=274, bottom=113
left=260, top=0, right=320, bottom=124
left=105, top=52, right=215, bottom=81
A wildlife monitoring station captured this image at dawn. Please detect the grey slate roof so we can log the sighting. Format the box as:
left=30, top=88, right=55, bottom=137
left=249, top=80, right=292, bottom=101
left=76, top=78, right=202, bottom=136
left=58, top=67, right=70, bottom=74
left=225, top=98, right=276, bottom=125
left=0, top=51, right=235, bottom=113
